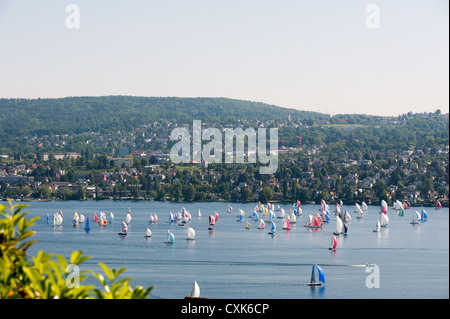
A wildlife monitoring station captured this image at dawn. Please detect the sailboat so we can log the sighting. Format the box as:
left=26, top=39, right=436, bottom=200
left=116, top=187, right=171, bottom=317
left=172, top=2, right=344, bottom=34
left=46, top=213, right=49, bottom=224
left=314, top=213, right=324, bottom=227
left=125, top=211, right=132, bottom=225
left=343, top=210, right=352, bottom=222
left=381, top=200, right=388, bottom=214
left=266, top=209, right=276, bottom=222
left=53, top=212, right=63, bottom=227
left=109, top=212, right=114, bottom=223
left=277, top=208, right=285, bottom=219
left=268, top=221, right=276, bottom=235
left=118, top=221, right=128, bottom=236
left=215, top=212, right=219, bottom=221
left=304, top=214, right=313, bottom=228
left=227, top=205, right=233, bottom=213
left=362, top=201, right=368, bottom=211
left=245, top=221, right=251, bottom=229
left=410, top=211, right=421, bottom=224
left=73, top=212, right=79, bottom=226
left=79, top=214, right=85, bottom=223
left=355, top=206, right=364, bottom=219
left=84, top=217, right=90, bottom=232
left=329, top=234, right=337, bottom=250
left=237, top=209, right=245, bottom=222
left=185, top=227, right=195, bottom=240
left=373, top=219, right=381, bottom=232
left=144, top=227, right=152, bottom=237
left=257, top=218, right=265, bottom=229
left=380, top=212, right=389, bottom=227
left=282, top=218, right=291, bottom=230
left=185, top=281, right=201, bottom=299
left=436, top=200, right=442, bottom=210
left=99, top=214, right=108, bottom=227
left=165, top=229, right=175, bottom=243
left=333, top=216, right=344, bottom=236
left=307, top=264, right=325, bottom=286
left=290, top=209, right=297, bottom=224
left=421, top=209, right=428, bottom=221
left=393, top=200, right=402, bottom=210
left=93, top=212, right=98, bottom=223
left=208, top=215, right=215, bottom=230
left=198, top=209, right=202, bottom=217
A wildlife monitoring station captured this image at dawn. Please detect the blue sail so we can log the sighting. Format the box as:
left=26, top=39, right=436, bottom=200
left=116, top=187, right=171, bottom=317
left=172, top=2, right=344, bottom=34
left=422, top=209, right=428, bottom=221
left=85, top=217, right=90, bottom=231
left=314, top=264, right=325, bottom=283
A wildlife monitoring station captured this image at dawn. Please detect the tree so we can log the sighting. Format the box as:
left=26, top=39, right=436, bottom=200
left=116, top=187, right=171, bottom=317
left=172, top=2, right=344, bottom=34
left=182, top=185, right=196, bottom=202
left=258, top=187, right=273, bottom=203
left=240, top=187, right=252, bottom=202
left=373, top=179, right=388, bottom=199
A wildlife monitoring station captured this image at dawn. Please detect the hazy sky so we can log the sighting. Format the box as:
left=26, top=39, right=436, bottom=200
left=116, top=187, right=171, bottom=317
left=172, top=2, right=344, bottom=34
left=0, top=0, right=448, bottom=116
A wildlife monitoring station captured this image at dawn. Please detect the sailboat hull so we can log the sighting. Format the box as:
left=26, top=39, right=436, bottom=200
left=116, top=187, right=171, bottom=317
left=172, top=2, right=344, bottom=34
left=306, top=283, right=321, bottom=286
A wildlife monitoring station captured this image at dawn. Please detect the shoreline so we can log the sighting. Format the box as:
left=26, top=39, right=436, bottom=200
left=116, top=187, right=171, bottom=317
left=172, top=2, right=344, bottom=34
left=7, top=197, right=448, bottom=208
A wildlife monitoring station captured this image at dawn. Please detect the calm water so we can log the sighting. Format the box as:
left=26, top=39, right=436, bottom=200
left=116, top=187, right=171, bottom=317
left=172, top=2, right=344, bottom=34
left=22, top=200, right=448, bottom=299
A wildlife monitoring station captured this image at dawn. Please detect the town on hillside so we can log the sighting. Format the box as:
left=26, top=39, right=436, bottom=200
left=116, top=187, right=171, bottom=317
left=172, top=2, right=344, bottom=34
left=1, top=115, right=448, bottom=207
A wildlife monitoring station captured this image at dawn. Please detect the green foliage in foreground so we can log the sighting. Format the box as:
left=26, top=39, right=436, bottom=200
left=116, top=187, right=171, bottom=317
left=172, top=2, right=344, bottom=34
left=0, top=200, right=154, bottom=299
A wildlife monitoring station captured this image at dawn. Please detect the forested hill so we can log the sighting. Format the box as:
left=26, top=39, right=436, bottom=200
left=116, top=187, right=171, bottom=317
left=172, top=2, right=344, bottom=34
left=0, top=96, right=448, bottom=156
left=0, top=96, right=325, bottom=136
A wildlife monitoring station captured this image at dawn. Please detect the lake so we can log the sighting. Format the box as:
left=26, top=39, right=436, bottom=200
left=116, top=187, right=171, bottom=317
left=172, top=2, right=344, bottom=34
left=21, top=200, right=448, bottom=299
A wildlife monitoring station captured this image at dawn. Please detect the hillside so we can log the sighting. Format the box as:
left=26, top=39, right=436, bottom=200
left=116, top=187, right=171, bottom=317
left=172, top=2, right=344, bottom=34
left=0, top=96, right=448, bottom=156
left=0, top=95, right=325, bottom=136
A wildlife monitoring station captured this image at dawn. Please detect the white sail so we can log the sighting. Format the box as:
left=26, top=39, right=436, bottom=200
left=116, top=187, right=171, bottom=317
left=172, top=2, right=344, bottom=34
left=362, top=202, right=368, bottom=211
left=278, top=208, right=285, bottom=219
left=380, top=212, right=389, bottom=227
left=356, top=206, right=364, bottom=218
left=198, top=209, right=202, bottom=217
left=344, top=210, right=352, bottom=222
left=125, top=212, right=132, bottom=224
left=335, top=205, right=341, bottom=216
left=186, top=227, right=195, bottom=240
left=334, top=216, right=343, bottom=235
left=374, top=219, right=381, bottom=232
left=79, top=214, right=85, bottom=223
left=191, top=281, right=200, bottom=298
left=354, top=203, right=361, bottom=213
left=411, top=211, right=421, bottom=224
left=145, top=227, right=152, bottom=237
left=290, top=210, right=297, bottom=224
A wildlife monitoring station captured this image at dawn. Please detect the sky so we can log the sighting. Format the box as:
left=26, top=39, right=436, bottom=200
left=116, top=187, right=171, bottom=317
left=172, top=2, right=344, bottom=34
left=0, top=0, right=448, bottom=116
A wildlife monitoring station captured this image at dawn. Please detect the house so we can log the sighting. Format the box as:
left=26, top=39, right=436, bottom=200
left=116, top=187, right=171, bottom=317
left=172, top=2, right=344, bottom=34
left=111, top=157, right=133, bottom=167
